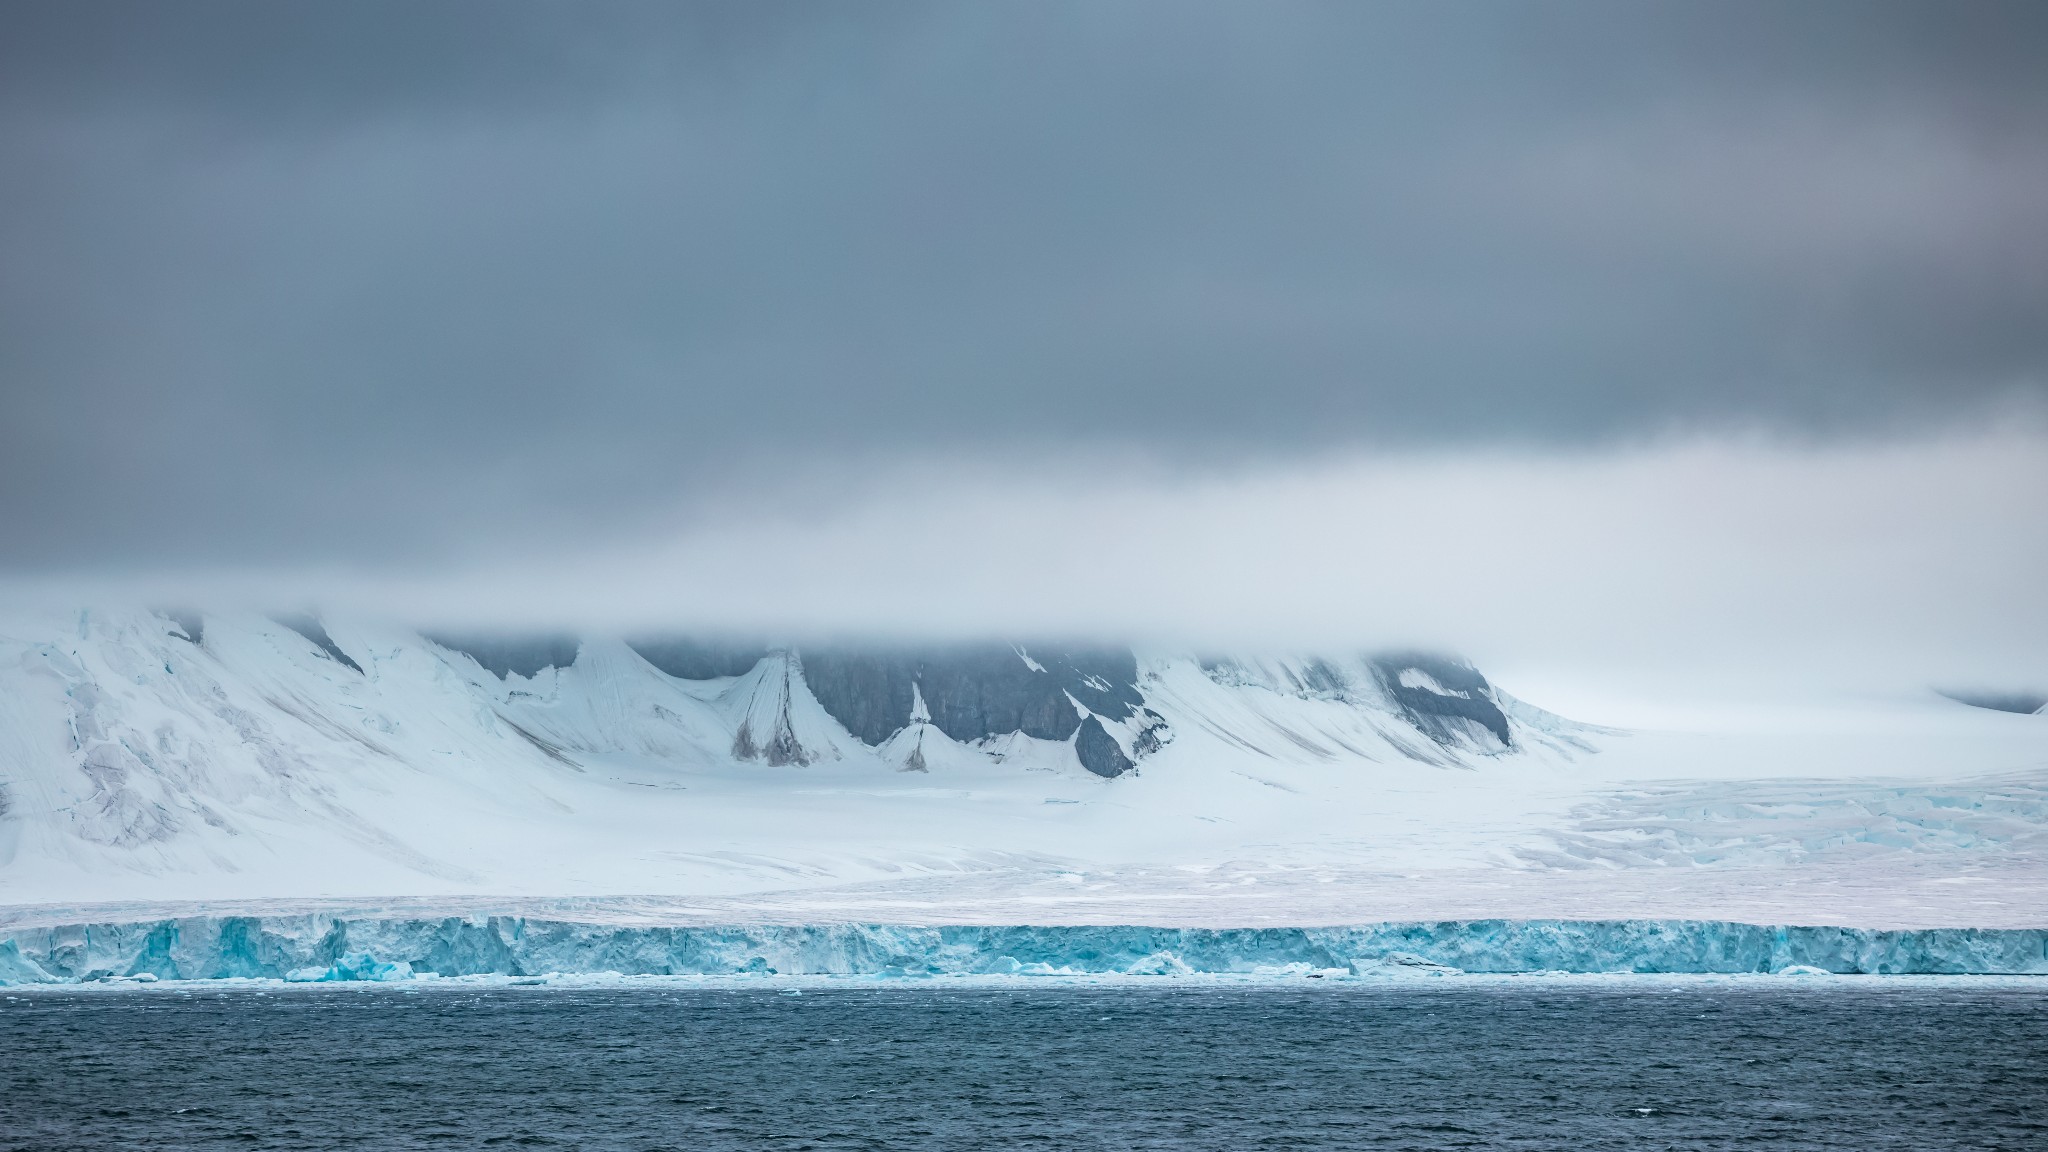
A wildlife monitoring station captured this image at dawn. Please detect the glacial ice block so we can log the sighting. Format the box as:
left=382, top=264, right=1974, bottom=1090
left=2, top=918, right=2044, bottom=983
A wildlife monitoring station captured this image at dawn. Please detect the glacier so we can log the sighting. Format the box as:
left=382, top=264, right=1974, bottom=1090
left=2, top=916, right=2044, bottom=985
left=1, top=606, right=2044, bottom=932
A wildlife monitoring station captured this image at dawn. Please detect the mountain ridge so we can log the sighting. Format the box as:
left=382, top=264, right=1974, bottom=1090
left=0, top=607, right=1595, bottom=902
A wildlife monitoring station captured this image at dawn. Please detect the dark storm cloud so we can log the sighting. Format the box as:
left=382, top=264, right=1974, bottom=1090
left=1, top=0, right=2044, bottom=568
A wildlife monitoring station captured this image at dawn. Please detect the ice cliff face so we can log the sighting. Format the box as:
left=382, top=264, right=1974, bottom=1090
left=4, top=915, right=2044, bottom=983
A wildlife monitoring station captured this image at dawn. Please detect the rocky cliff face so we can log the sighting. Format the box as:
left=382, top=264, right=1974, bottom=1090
left=777, top=646, right=1163, bottom=778
left=1370, top=653, right=1515, bottom=748
left=415, top=630, right=1539, bottom=777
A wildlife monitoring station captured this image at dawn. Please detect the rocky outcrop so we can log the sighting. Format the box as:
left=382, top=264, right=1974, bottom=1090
left=1369, top=653, right=1513, bottom=749
left=404, top=630, right=1532, bottom=775
left=799, top=646, right=1139, bottom=741
left=274, top=614, right=363, bottom=674
left=1074, top=714, right=1135, bottom=778
left=424, top=633, right=582, bottom=680
left=626, top=637, right=769, bottom=682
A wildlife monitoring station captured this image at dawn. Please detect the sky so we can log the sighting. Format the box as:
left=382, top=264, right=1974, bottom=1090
left=1, top=1, right=2043, bottom=702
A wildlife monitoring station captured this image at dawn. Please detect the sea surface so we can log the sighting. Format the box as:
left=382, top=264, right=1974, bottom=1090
left=4, top=980, right=2044, bottom=1150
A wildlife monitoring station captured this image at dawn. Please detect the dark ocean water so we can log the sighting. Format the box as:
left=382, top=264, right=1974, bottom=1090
left=4, top=981, right=2045, bottom=1150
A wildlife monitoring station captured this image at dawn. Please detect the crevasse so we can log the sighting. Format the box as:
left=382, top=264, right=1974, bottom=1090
left=3, top=918, right=2044, bottom=983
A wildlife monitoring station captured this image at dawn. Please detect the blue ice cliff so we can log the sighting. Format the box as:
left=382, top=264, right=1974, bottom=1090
left=2, top=918, right=2044, bottom=984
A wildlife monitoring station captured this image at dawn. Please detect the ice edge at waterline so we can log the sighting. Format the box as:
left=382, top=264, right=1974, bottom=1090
left=4, top=917, right=2046, bottom=985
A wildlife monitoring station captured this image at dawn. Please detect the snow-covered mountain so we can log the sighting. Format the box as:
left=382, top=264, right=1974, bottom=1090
left=6, top=608, right=1586, bottom=809
left=2, top=607, right=2043, bottom=928
left=0, top=608, right=1580, bottom=889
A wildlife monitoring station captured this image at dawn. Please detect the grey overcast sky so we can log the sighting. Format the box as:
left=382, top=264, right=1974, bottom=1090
left=2, top=0, right=2045, bottom=572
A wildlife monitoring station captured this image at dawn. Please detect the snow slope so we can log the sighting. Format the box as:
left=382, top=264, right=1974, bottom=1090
left=1, top=607, right=2044, bottom=928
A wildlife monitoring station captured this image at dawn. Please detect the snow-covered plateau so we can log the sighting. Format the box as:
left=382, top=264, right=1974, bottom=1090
left=1, top=607, right=2044, bottom=982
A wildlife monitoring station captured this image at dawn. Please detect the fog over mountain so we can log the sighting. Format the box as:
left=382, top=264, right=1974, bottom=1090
left=0, top=1, right=2043, bottom=705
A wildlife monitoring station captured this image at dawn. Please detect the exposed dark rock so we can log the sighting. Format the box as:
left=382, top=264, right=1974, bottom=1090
left=424, top=633, right=580, bottom=680
left=1129, top=711, right=1168, bottom=757
left=1369, top=652, right=1512, bottom=748
left=273, top=614, right=363, bottom=674
left=731, top=717, right=811, bottom=767
left=798, top=644, right=1146, bottom=748
left=627, top=637, right=770, bottom=681
left=793, top=652, right=920, bottom=744
left=729, top=653, right=816, bottom=767
left=1052, top=649, right=1146, bottom=721
left=1075, top=714, right=1135, bottom=778
left=156, top=609, right=204, bottom=647
left=758, top=721, right=808, bottom=767
left=1938, top=689, right=2047, bottom=715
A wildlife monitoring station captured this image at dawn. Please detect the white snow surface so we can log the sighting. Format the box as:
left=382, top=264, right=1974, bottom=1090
left=1, top=608, right=2044, bottom=929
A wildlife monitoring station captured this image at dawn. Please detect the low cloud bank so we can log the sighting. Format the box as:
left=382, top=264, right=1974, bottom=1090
left=12, top=429, right=2043, bottom=718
